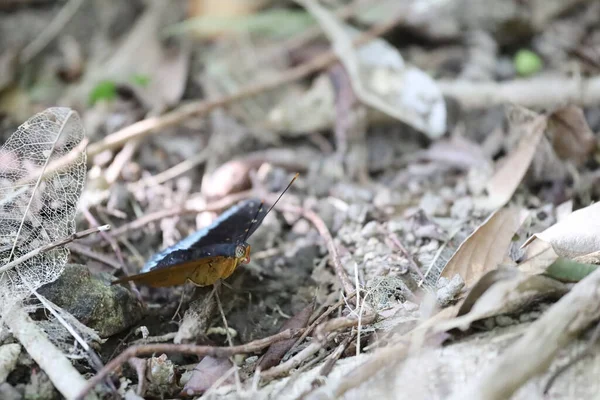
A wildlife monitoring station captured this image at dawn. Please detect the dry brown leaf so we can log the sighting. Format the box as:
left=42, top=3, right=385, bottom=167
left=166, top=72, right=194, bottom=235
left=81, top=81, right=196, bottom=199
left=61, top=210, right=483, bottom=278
left=476, top=107, right=547, bottom=210
left=180, top=356, right=234, bottom=397
left=440, top=207, right=528, bottom=288
left=437, top=268, right=567, bottom=332
left=547, top=105, right=596, bottom=164
left=258, top=302, right=314, bottom=370
left=523, top=202, right=600, bottom=259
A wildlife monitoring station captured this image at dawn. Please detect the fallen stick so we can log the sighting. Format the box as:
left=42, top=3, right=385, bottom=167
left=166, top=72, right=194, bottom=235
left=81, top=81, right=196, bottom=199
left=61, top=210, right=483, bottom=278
left=0, top=225, right=110, bottom=274
left=75, top=328, right=303, bottom=400
left=6, top=306, right=98, bottom=400
left=438, top=76, right=600, bottom=109
left=85, top=13, right=407, bottom=157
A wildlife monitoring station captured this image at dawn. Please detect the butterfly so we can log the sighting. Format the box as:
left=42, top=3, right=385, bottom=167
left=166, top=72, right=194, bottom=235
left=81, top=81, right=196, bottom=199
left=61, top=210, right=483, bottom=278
left=111, top=173, right=298, bottom=288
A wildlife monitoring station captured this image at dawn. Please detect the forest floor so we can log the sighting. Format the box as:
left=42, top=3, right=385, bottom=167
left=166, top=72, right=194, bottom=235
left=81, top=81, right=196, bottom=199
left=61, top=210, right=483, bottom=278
left=2, top=0, right=600, bottom=399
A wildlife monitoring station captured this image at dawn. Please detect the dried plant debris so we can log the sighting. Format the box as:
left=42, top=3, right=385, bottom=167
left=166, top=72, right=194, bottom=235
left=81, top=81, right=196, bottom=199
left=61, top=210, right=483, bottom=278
left=0, top=107, right=86, bottom=316
left=440, top=207, right=527, bottom=288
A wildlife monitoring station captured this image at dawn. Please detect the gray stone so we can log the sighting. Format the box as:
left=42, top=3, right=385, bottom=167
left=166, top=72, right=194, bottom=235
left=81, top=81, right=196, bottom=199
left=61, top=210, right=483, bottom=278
left=39, top=264, right=144, bottom=338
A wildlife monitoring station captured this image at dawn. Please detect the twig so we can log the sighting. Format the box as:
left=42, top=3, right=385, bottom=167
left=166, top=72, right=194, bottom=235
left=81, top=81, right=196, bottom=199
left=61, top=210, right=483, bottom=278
left=214, top=282, right=243, bottom=393
left=131, top=332, right=177, bottom=346
left=315, top=313, right=376, bottom=342
left=67, top=243, right=122, bottom=270
left=128, top=357, right=147, bottom=396
left=101, top=190, right=252, bottom=241
left=388, top=233, right=425, bottom=280
left=260, top=341, right=324, bottom=381
left=296, top=334, right=355, bottom=400
left=0, top=225, right=110, bottom=274
left=85, top=12, right=408, bottom=157
left=19, top=0, right=85, bottom=64
left=81, top=208, right=125, bottom=269
left=279, top=204, right=355, bottom=295
left=104, top=139, right=141, bottom=185
left=287, top=292, right=356, bottom=357
left=30, top=291, right=116, bottom=394
left=75, top=328, right=304, bottom=400
left=6, top=306, right=99, bottom=400
left=438, top=76, right=600, bottom=109
left=128, top=148, right=210, bottom=190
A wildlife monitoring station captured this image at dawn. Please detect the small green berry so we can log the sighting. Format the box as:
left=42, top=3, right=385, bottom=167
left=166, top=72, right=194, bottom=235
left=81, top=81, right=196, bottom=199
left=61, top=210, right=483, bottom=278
left=514, top=49, right=543, bottom=77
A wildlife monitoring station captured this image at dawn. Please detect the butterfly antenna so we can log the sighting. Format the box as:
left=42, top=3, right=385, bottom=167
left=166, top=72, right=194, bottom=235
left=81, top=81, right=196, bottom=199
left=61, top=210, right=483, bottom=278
left=243, top=199, right=265, bottom=243
left=243, top=173, right=299, bottom=242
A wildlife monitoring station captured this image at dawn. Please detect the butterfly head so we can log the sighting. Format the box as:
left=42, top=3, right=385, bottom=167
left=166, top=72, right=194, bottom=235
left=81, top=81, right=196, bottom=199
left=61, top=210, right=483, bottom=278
left=235, top=242, right=251, bottom=265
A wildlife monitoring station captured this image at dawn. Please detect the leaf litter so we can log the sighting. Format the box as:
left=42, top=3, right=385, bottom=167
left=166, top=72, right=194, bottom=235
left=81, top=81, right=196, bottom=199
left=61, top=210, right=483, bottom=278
left=3, top=1, right=600, bottom=399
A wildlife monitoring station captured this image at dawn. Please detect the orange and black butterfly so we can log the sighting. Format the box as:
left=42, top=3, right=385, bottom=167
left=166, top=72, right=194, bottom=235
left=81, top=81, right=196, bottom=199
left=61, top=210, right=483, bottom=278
left=112, top=174, right=298, bottom=288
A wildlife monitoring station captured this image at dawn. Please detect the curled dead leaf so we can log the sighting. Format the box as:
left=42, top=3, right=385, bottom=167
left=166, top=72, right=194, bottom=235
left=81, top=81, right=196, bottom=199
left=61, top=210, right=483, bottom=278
left=476, top=106, right=547, bottom=210
left=547, top=105, right=596, bottom=164
left=440, top=207, right=528, bottom=288
left=181, top=356, right=234, bottom=397
left=437, top=268, right=567, bottom=332
left=258, top=302, right=314, bottom=370
left=523, top=202, right=600, bottom=259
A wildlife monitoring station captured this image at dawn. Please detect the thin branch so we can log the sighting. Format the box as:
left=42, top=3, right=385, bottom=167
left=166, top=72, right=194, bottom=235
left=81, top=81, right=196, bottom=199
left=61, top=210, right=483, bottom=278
left=0, top=224, right=109, bottom=274
left=279, top=204, right=355, bottom=295
left=102, top=190, right=251, bottom=241
left=75, top=328, right=304, bottom=400
left=6, top=307, right=98, bottom=400
left=438, top=76, right=600, bottom=109
left=67, top=243, right=122, bottom=270
left=19, top=0, right=85, bottom=64
left=388, top=233, right=425, bottom=280
left=287, top=291, right=356, bottom=357
left=85, top=12, right=408, bottom=157
left=260, top=341, right=324, bottom=381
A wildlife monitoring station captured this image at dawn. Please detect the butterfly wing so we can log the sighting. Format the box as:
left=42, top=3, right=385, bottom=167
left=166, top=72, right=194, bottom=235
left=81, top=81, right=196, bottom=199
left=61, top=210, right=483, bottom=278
left=154, top=199, right=262, bottom=259
left=111, top=255, right=228, bottom=287
left=113, top=244, right=239, bottom=287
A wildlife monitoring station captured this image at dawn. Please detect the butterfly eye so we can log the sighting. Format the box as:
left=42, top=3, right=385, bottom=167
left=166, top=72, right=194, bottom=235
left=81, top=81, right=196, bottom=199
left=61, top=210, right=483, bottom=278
left=235, top=245, right=245, bottom=258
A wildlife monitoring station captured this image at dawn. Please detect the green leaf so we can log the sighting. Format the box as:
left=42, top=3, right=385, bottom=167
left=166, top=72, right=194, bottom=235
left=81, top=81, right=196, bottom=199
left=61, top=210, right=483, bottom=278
left=89, top=80, right=117, bottom=105
left=164, top=9, right=314, bottom=39
left=514, top=49, right=543, bottom=77
left=544, top=257, right=599, bottom=282
left=130, top=74, right=151, bottom=88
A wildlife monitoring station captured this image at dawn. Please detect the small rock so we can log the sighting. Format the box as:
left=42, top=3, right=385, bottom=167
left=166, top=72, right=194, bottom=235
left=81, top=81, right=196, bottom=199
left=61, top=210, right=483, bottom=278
left=0, top=344, right=20, bottom=383
left=483, top=318, right=496, bottom=330
left=419, top=192, right=446, bottom=216
left=450, top=197, right=474, bottom=219
left=346, top=204, right=370, bottom=224
left=24, top=370, right=55, bottom=400
left=361, top=221, right=380, bottom=238
left=244, top=356, right=258, bottom=365
left=387, top=218, right=405, bottom=233
left=436, top=274, right=465, bottom=306
left=38, top=264, right=144, bottom=337
left=495, top=315, right=516, bottom=327
left=0, top=383, right=21, bottom=400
